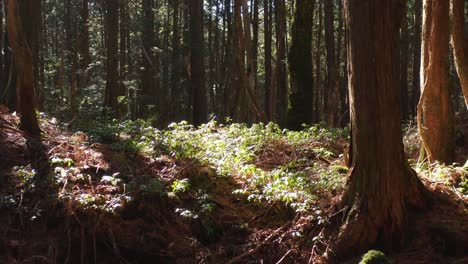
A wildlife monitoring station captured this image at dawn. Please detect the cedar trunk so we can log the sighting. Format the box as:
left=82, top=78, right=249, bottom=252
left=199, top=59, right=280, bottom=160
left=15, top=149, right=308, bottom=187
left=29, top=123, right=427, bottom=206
left=287, top=0, right=314, bottom=129
left=190, top=0, right=207, bottom=125
left=400, top=2, right=409, bottom=121
left=140, top=0, right=156, bottom=118
left=264, top=0, right=272, bottom=121
left=104, top=0, right=120, bottom=113
left=314, top=2, right=323, bottom=122
left=450, top=0, right=468, bottom=108
left=334, top=0, right=427, bottom=258
left=275, top=0, right=288, bottom=126
left=6, top=0, right=41, bottom=135
left=418, top=0, right=455, bottom=164
left=411, top=0, right=422, bottom=117
left=325, top=0, right=338, bottom=126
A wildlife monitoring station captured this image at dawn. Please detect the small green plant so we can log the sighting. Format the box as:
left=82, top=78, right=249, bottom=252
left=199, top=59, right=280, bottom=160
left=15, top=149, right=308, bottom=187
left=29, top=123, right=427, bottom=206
left=101, top=173, right=123, bottom=186
left=458, top=176, right=468, bottom=195
left=359, top=250, right=391, bottom=264
left=14, top=166, right=36, bottom=185
left=51, top=157, right=75, bottom=167
left=172, top=178, right=190, bottom=193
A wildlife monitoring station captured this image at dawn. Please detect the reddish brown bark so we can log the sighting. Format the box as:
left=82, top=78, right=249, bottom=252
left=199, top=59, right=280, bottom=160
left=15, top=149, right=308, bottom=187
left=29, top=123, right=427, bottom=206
left=411, top=0, right=422, bottom=117
left=418, top=0, right=455, bottom=164
left=451, top=0, right=468, bottom=108
left=275, top=0, right=288, bottom=125
left=104, top=0, right=120, bottom=113
left=333, top=0, right=427, bottom=258
left=6, top=0, right=41, bottom=135
left=325, top=0, right=338, bottom=126
left=264, top=0, right=272, bottom=121
left=190, top=0, right=207, bottom=125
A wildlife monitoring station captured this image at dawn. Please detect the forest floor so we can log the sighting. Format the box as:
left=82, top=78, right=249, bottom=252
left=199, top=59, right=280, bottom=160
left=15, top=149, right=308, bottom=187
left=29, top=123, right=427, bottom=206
left=0, top=105, right=467, bottom=264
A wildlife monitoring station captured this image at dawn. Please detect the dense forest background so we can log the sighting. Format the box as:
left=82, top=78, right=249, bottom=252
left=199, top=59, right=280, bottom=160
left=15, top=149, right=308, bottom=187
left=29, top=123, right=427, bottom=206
left=0, top=0, right=466, bottom=129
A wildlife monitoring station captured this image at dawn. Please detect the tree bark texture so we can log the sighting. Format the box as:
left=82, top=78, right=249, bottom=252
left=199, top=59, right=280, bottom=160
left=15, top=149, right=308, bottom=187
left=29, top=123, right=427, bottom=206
left=450, top=0, right=468, bottom=109
left=418, top=0, right=455, bottom=164
left=334, top=0, right=427, bottom=259
left=6, top=0, right=41, bottom=135
left=287, top=0, right=314, bottom=130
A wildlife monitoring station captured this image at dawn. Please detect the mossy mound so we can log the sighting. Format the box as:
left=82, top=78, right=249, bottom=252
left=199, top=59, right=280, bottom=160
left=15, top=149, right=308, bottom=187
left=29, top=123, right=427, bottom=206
left=359, top=250, right=391, bottom=264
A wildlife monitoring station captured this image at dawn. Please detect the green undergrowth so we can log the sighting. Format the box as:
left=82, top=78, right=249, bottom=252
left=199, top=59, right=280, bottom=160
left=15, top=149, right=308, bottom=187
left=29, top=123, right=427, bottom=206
left=403, top=121, right=468, bottom=195
left=66, top=119, right=349, bottom=215
left=415, top=161, right=468, bottom=195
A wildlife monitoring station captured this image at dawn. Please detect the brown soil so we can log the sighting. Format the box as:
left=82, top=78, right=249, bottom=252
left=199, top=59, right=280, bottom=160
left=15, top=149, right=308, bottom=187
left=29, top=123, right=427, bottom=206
left=0, top=107, right=467, bottom=264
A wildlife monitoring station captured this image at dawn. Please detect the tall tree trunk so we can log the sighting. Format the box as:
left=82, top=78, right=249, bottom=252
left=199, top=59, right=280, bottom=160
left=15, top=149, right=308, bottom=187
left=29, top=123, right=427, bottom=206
left=222, top=0, right=233, bottom=120
left=190, top=0, right=207, bottom=125
left=252, top=0, right=259, bottom=121
left=241, top=0, right=266, bottom=122
left=39, top=0, right=46, bottom=108
left=275, top=0, right=288, bottom=126
left=80, top=0, right=90, bottom=86
left=314, top=2, right=323, bottom=122
left=451, top=0, right=468, bottom=108
left=65, top=0, right=78, bottom=120
left=6, top=0, right=41, bottom=135
left=171, top=0, right=181, bottom=120
left=264, top=0, right=272, bottom=121
left=337, top=0, right=348, bottom=127
left=324, top=0, right=338, bottom=126
left=208, top=0, right=215, bottom=114
left=18, top=0, right=41, bottom=109
left=119, top=0, right=128, bottom=116
left=288, top=0, right=314, bottom=130
left=400, top=1, right=409, bottom=121
left=232, top=0, right=245, bottom=121
left=140, top=0, right=156, bottom=118
left=418, top=0, right=455, bottom=164
left=29, top=0, right=41, bottom=108
left=0, top=1, right=4, bottom=104
left=411, top=0, right=422, bottom=117
left=104, top=0, right=120, bottom=114
left=334, top=0, right=427, bottom=258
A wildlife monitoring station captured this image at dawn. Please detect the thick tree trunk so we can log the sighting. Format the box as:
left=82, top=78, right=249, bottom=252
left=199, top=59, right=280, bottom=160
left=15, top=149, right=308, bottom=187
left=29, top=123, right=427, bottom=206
left=6, top=0, right=41, bottom=135
left=0, top=1, right=4, bottom=103
left=104, top=0, right=120, bottom=114
left=337, top=0, right=348, bottom=127
left=17, top=0, right=40, bottom=109
left=400, top=2, right=409, bottom=121
left=411, top=0, right=422, bottom=117
left=418, top=0, right=455, bottom=164
left=171, top=0, right=181, bottom=120
left=80, top=0, right=90, bottom=85
left=334, top=0, right=427, bottom=259
left=325, top=0, right=338, bottom=126
left=208, top=0, right=215, bottom=115
left=264, top=0, right=272, bottom=121
left=232, top=0, right=245, bottom=121
left=451, top=0, right=468, bottom=108
left=119, top=0, right=128, bottom=115
left=222, top=0, right=233, bottom=120
left=189, top=0, right=207, bottom=125
left=314, top=2, right=323, bottom=122
left=287, top=0, right=314, bottom=130
left=252, top=0, right=259, bottom=121
left=140, top=0, right=156, bottom=118
left=275, top=0, right=288, bottom=126
left=241, top=0, right=266, bottom=122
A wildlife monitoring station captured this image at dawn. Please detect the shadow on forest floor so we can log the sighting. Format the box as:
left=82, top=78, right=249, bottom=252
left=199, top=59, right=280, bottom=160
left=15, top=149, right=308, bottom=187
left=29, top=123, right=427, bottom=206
left=0, top=107, right=467, bottom=264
